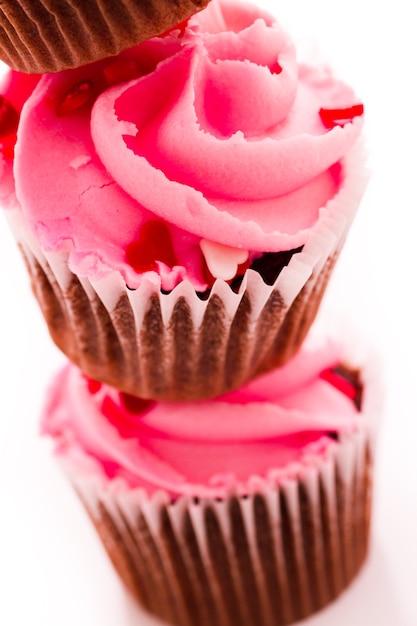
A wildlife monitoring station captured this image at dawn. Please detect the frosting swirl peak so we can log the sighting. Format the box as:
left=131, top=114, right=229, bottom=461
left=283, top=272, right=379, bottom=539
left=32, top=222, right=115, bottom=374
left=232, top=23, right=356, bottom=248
left=2, top=0, right=364, bottom=290
left=42, top=337, right=364, bottom=498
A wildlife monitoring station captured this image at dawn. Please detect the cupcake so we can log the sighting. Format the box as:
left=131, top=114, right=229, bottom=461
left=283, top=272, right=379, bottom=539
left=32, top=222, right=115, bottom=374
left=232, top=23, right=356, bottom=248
left=0, top=0, right=367, bottom=400
left=0, top=0, right=211, bottom=73
left=42, top=332, right=381, bottom=626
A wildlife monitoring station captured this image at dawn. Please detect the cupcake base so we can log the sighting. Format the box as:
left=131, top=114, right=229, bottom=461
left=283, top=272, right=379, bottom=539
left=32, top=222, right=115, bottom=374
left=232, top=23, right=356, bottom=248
left=5, top=141, right=367, bottom=401
left=69, top=430, right=373, bottom=626
left=0, top=0, right=210, bottom=73
left=19, top=243, right=338, bottom=401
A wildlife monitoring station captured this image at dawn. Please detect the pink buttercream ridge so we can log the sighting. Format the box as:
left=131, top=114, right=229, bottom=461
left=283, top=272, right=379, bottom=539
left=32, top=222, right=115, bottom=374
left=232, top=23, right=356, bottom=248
left=0, top=0, right=365, bottom=291
left=61, top=427, right=370, bottom=542
left=91, top=43, right=361, bottom=243
left=42, top=334, right=372, bottom=499
left=3, top=136, right=367, bottom=371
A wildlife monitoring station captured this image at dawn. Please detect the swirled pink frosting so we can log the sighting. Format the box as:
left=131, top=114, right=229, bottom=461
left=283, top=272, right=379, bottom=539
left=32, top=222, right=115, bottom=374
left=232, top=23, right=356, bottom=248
left=0, top=0, right=364, bottom=290
left=42, top=337, right=364, bottom=498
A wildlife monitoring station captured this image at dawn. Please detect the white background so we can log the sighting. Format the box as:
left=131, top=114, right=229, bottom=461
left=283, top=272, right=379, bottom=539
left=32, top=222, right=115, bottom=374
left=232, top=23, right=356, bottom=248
left=1, top=0, right=416, bottom=624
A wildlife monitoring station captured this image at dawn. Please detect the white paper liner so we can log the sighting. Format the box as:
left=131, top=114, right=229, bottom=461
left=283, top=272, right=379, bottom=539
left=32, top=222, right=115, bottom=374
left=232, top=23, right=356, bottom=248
left=5, top=141, right=368, bottom=401
left=47, top=317, right=380, bottom=626
left=62, top=428, right=372, bottom=626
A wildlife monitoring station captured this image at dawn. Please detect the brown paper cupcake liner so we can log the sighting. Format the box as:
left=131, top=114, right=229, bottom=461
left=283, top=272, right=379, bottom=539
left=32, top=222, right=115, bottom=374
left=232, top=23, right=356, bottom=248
left=66, top=428, right=373, bottom=626
left=0, top=0, right=210, bottom=74
left=6, top=142, right=367, bottom=401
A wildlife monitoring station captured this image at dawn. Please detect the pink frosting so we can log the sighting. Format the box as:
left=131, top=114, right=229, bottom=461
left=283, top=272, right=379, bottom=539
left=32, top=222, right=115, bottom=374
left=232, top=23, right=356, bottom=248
left=42, top=337, right=364, bottom=498
left=1, top=0, right=364, bottom=290
left=0, top=71, right=40, bottom=207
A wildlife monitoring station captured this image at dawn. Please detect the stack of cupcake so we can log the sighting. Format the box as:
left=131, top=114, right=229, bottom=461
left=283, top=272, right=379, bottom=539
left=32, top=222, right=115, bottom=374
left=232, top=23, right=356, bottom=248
left=0, top=1, right=380, bottom=625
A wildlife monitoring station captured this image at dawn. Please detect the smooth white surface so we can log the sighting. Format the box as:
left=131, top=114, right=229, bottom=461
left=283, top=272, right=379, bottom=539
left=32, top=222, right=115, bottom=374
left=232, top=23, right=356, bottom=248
left=1, top=1, right=417, bottom=624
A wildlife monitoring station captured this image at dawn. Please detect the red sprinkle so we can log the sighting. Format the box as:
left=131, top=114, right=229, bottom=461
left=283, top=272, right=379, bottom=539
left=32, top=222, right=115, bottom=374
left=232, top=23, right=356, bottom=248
left=119, top=392, right=155, bottom=415
left=236, top=258, right=251, bottom=277
left=319, top=104, right=364, bottom=129
left=55, top=80, right=95, bottom=117
left=101, top=394, right=155, bottom=438
left=270, top=62, right=283, bottom=75
left=101, top=396, right=135, bottom=438
left=104, top=60, right=138, bottom=87
left=126, top=220, right=178, bottom=274
left=0, top=135, right=17, bottom=160
left=86, top=377, right=103, bottom=395
left=158, top=18, right=189, bottom=38
left=0, top=96, right=19, bottom=137
left=319, top=367, right=357, bottom=401
left=201, top=258, right=215, bottom=290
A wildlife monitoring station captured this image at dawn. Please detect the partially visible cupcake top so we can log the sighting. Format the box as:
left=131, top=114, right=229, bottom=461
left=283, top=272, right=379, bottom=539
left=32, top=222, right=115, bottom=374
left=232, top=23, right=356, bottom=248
left=0, top=0, right=365, bottom=291
left=0, top=0, right=211, bottom=73
left=43, top=336, right=365, bottom=498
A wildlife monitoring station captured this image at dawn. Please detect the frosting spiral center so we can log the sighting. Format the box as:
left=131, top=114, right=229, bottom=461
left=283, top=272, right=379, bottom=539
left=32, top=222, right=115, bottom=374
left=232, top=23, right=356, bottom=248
left=193, top=19, right=298, bottom=137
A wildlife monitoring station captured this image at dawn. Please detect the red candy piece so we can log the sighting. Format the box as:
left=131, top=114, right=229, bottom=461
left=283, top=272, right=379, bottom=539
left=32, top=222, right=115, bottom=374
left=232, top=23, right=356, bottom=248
left=319, top=367, right=358, bottom=401
left=0, top=96, right=19, bottom=159
left=0, top=136, right=17, bottom=160
left=101, top=396, right=136, bottom=438
left=101, top=394, right=155, bottom=438
left=119, top=392, right=155, bottom=415
left=201, top=258, right=215, bottom=290
left=55, top=80, right=95, bottom=117
left=86, top=377, right=102, bottom=394
left=269, top=62, right=283, bottom=75
left=0, top=96, right=19, bottom=137
left=158, top=18, right=189, bottom=38
left=104, top=60, right=139, bottom=87
left=236, top=258, right=251, bottom=277
left=126, top=220, right=178, bottom=274
left=319, top=104, right=364, bottom=129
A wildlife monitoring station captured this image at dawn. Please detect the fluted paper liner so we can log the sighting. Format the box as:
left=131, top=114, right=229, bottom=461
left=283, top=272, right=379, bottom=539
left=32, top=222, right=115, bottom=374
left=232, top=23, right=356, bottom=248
left=49, top=319, right=382, bottom=626
left=64, top=429, right=373, bottom=626
left=0, top=0, right=210, bottom=74
left=6, top=142, right=368, bottom=401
